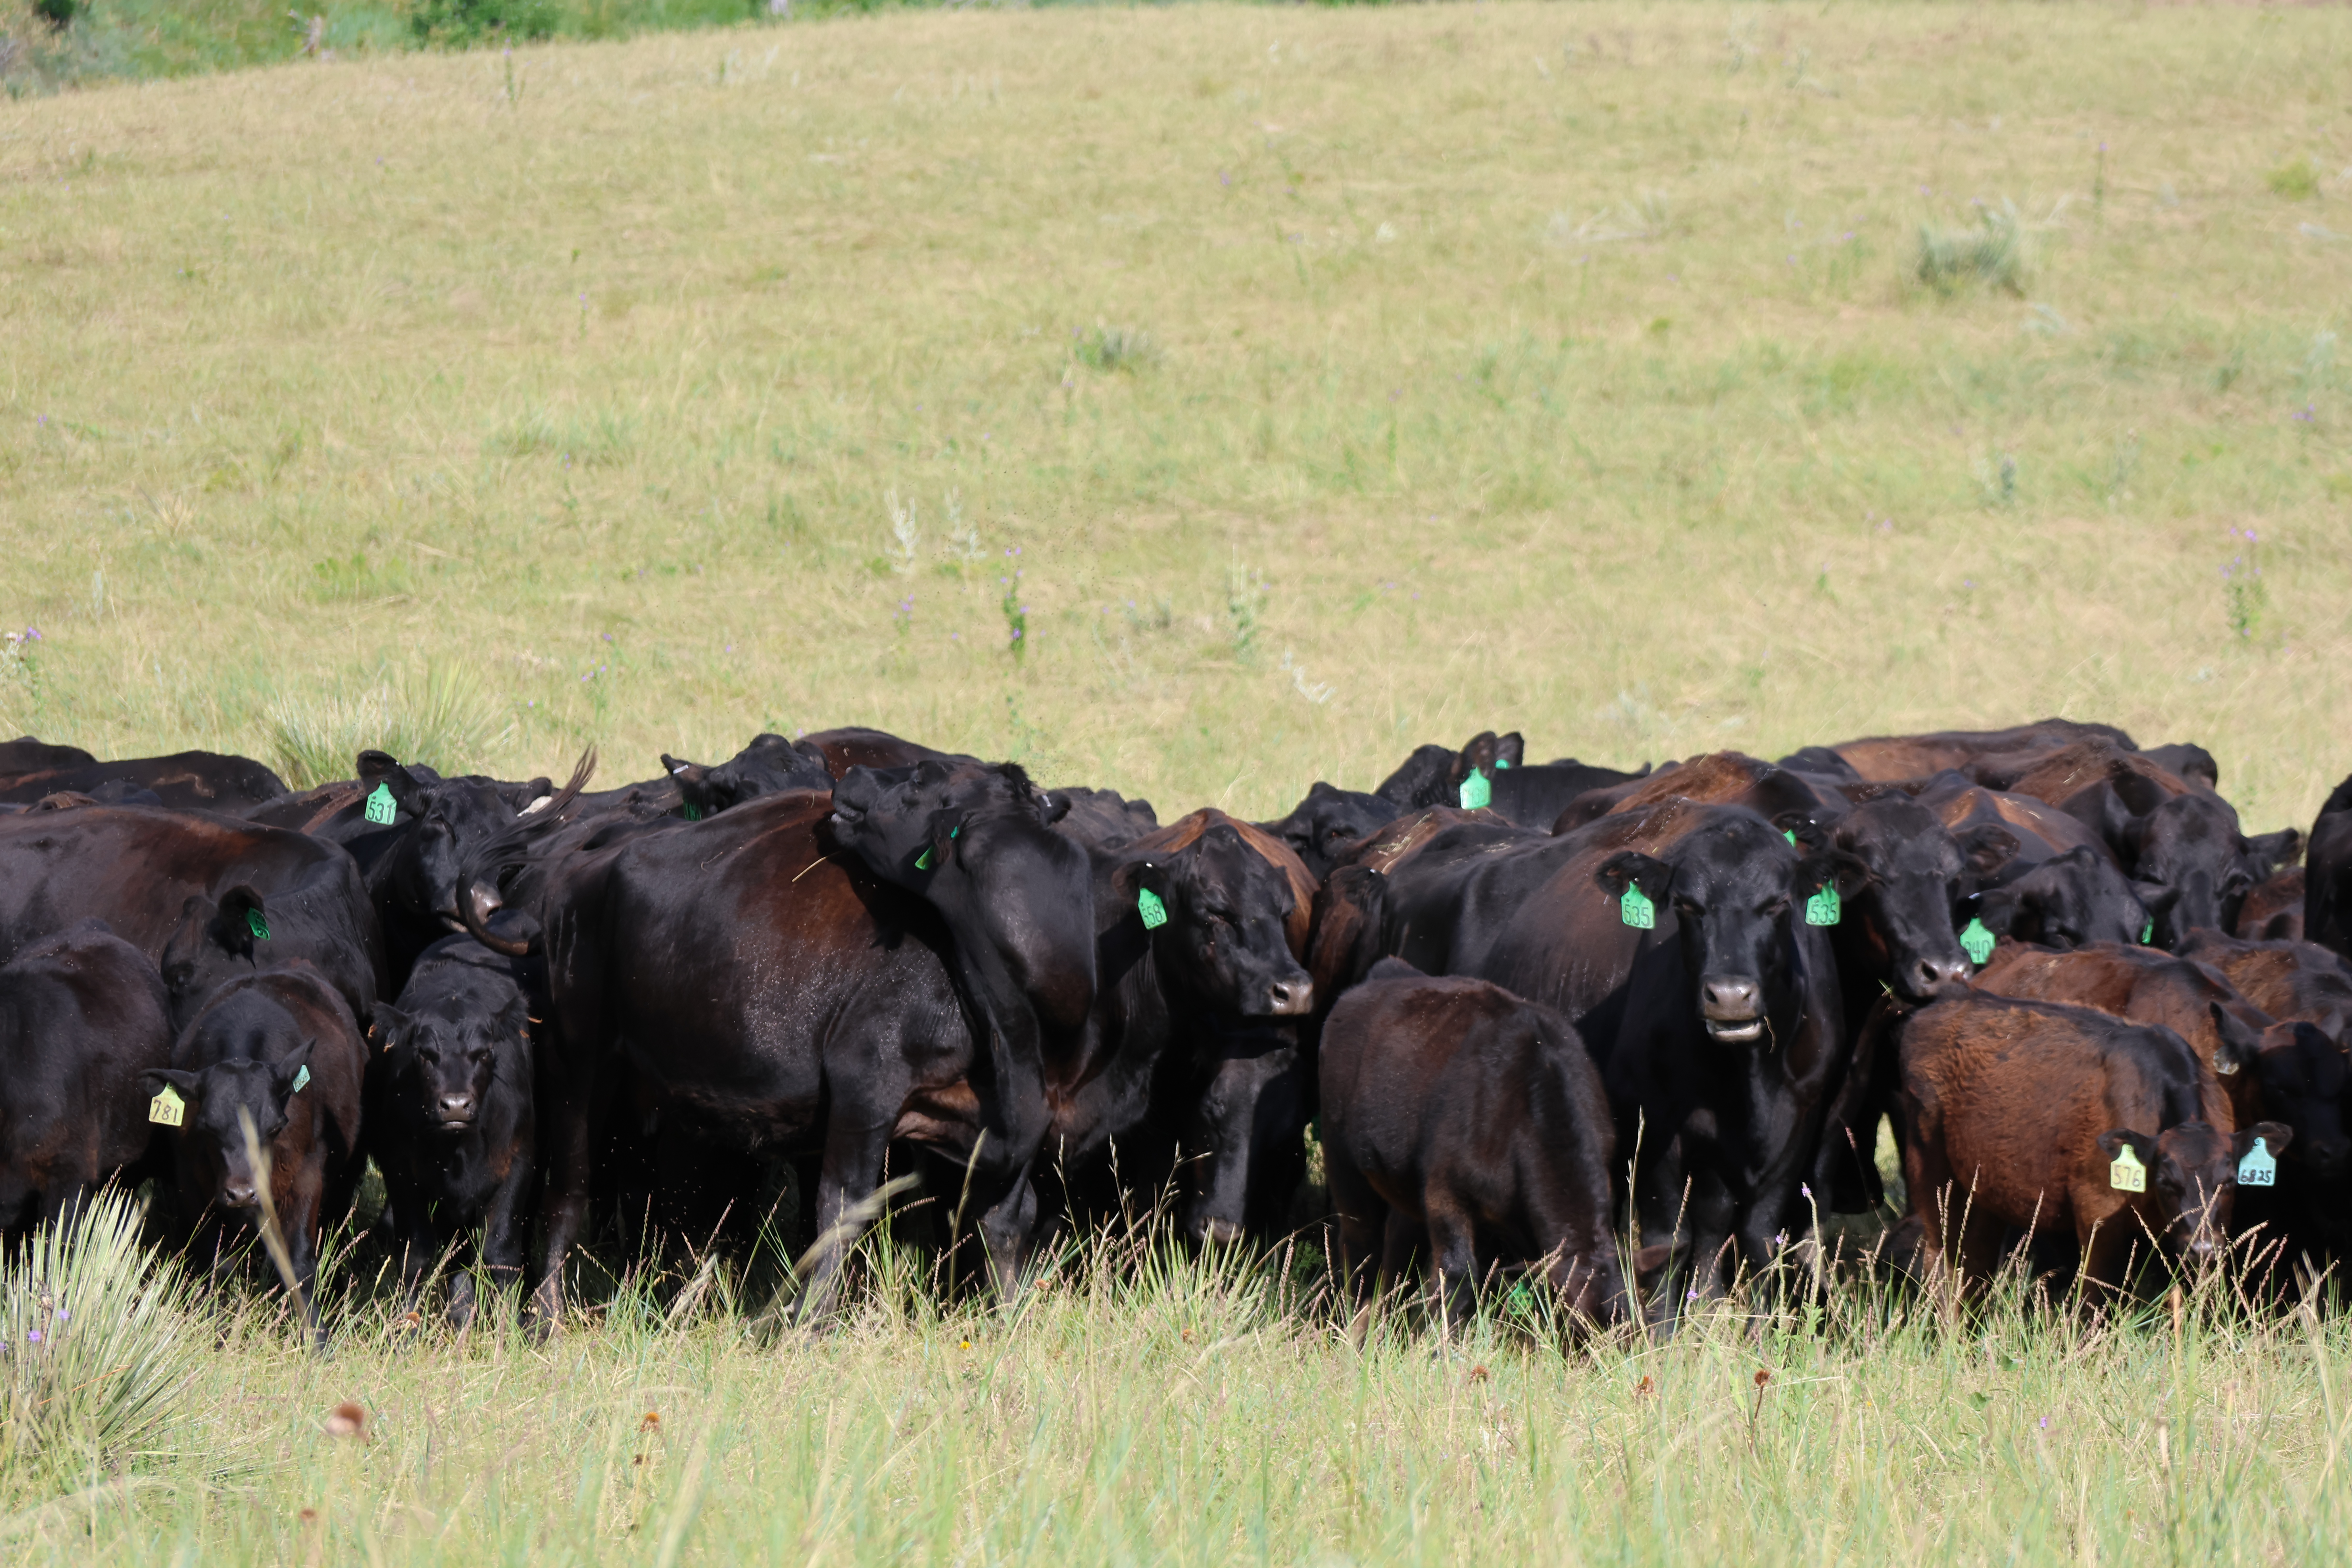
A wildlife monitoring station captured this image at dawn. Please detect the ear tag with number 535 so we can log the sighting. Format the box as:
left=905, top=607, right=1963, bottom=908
left=1620, top=883, right=1655, bottom=930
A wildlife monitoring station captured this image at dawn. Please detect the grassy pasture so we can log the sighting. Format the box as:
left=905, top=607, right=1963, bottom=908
left=5, top=3, right=2352, bottom=1558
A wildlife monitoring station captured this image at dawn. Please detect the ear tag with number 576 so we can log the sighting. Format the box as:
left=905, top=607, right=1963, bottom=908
left=2109, top=1144, right=2147, bottom=1194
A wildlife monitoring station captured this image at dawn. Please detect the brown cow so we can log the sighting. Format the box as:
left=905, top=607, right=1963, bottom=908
left=1321, top=959, right=1625, bottom=1331
left=1809, top=719, right=2136, bottom=785
left=2176, top=932, right=2352, bottom=1049
left=1895, top=994, right=2281, bottom=1296
left=2239, top=868, right=2305, bottom=942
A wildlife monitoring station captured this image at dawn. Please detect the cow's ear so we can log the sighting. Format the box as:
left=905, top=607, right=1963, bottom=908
left=211, top=886, right=269, bottom=955
left=143, top=1068, right=201, bottom=1096
left=1773, top=811, right=1828, bottom=852
left=370, top=1004, right=410, bottom=1049
left=662, top=756, right=719, bottom=820
left=357, top=752, right=428, bottom=813
left=1308, top=865, right=1387, bottom=995
left=1970, top=886, right=2020, bottom=937
left=1594, top=850, right=1671, bottom=905
left=275, top=1040, right=317, bottom=1096
left=496, top=993, right=532, bottom=1041
left=1038, top=792, right=1074, bottom=827
left=1494, top=732, right=1526, bottom=769
left=1958, top=823, right=2022, bottom=881
left=2095, top=1128, right=2157, bottom=1165
left=2209, top=1002, right=2263, bottom=1076
left=2247, top=828, right=2304, bottom=875
left=1454, top=731, right=1501, bottom=784
left=2236, top=1122, right=2294, bottom=1162
left=1796, top=846, right=1870, bottom=900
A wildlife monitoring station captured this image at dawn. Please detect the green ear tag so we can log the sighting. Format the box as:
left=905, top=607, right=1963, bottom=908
left=683, top=803, right=702, bottom=822
left=914, top=846, right=934, bottom=872
left=1620, top=883, right=1655, bottom=930
left=2140, top=918, right=2156, bottom=945
left=246, top=908, right=271, bottom=942
left=1494, top=758, right=1512, bottom=770
left=363, top=782, right=397, bottom=826
left=1784, top=829, right=1798, bottom=846
left=1458, top=771, right=1492, bottom=810
left=148, top=1085, right=186, bottom=1127
left=1805, top=885, right=1841, bottom=927
left=1137, top=887, right=1169, bottom=930
left=1960, top=917, right=1996, bottom=966
left=2238, top=1137, right=2277, bottom=1187
left=292, top=1064, right=311, bottom=1095
left=2109, top=1144, right=2147, bottom=1194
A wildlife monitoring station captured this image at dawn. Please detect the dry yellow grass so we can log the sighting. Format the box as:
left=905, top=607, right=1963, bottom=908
left=2, top=2, right=2348, bottom=824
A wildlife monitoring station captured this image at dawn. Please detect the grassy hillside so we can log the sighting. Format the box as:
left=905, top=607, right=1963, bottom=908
left=3, top=2, right=2347, bottom=822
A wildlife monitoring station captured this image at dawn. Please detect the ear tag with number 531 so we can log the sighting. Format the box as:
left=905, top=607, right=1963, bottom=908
left=2109, top=1144, right=2147, bottom=1194
left=363, top=782, right=398, bottom=826
left=148, top=1085, right=186, bottom=1128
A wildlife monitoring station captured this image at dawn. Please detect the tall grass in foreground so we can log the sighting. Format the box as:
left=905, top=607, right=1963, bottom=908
left=8, top=1200, right=2352, bottom=1563
left=0, top=1191, right=193, bottom=1501
left=263, top=664, right=514, bottom=787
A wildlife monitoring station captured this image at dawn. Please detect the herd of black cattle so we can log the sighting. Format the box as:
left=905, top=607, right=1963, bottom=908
left=4, top=716, right=2351, bottom=1340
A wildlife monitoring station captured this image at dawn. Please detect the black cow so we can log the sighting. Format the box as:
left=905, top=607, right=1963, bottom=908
left=1969, top=845, right=2165, bottom=952
left=1261, top=781, right=1398, bottom=880
left=0, top=806, right=387, bottom=1030
left=1043, top=786, right=1160, bottom=851
left=1371, top=730, right=1642, bottom=825
left=827, top=765, right=1318, bottom=1263
left=2308, top=774, right=2352, bottom=961
left=0, top=749, right=287, bottom=812
left=369, top=936, right=536, bottom=1328
left=1816, top=718, right=2138, bottom=784
left=147, top=962, right=366, bottom=1346
left=1320, top=959, right=1624, bottom=1330
left=659, top=733, right=833, bottom=820
left=1324, top=797, right=1850, bottom=1307
left=0, top=736, right=98, bottom=784
left=0, top=921, right=173, bottom=1236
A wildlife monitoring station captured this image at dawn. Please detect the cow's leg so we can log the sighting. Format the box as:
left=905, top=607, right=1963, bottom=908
left=1377, top=1210, right=1422, bottom=1313
left=974, top=1161, right=1039, bottom=1301
left=475, top=1154, right=535, bottom=1328
left=528, top=1060, right=599, bottom=1336
left=36, top=1178, right=96, bottom=1234
left=1681, top=1168, right=1740, bottom=1307
left=796, top=1109, right=895, bottom=1324
left=277, top=1168, right=328, bottom=1350
left=1322, top=1150, right=1386, bottom=1313
left=1424, top=1192, right=1478, bottom=1341
left=388, top=1180, right=438, bottom=1328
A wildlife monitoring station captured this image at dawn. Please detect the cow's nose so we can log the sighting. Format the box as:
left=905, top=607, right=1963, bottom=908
left=1701, top=978, right=1762, bottom=1018
left=1917, top=956, right=1973, bottom=995
left=438, top=1094, right=475, bottom=1121
left=1265, top=977, right=1313, bottom=1017
left=1191, top=1215, right=1243, bottom=1246
left=221, top=1182, right=258, bottom=1209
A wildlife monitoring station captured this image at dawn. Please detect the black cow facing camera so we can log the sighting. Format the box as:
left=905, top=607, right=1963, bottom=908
left=147, top=962, right=364, bottom=1348
left=1320, top=959, right=1626, bottom=1335
left=368, top=936, right=537, bottom=1331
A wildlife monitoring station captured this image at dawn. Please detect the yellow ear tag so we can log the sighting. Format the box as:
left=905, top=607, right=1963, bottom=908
left=2109, top=1144, right=2147, bottom=1194
left=149, top=1086, right=186, bottom=1127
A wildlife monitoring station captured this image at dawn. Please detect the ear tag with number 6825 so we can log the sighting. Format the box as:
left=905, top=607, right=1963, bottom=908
left=2238, top=1137, right=2277, bottom=1187
left=2109, top=1144, right=2147, bottom=1194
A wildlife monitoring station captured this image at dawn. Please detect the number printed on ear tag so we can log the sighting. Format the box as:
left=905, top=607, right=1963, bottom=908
left=1620, top=883, right=1655, bottom=930
left=363, top=782, right=397, bottom=826
left=2110, top=1144, right=2147, bottom=1194
left=1805, top=885, right=1841, bottom=927
left=1137, top=887, right=1169, bottom=930
left=148, top=1086, right=185, bottom=1128
left=2238, top=1137, right=2277, bottom=1187
left=1960, top=917, right=1996, bottom=966
left=1458, top=771, right=1492, bottom=810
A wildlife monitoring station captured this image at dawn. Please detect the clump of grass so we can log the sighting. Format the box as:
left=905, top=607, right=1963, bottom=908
left=0, top=1190, right=193, bottom=1498
left=2265, top=155, right=2319, bottom=201
left=1915, top=200, right=2030, bottom=296
left=1074, top=325, right=1159, bottom=374
left=264, top=664, right=512, bottom=785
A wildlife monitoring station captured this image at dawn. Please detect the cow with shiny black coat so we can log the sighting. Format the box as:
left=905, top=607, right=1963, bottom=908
left=826, top=763, right=1318, bottom=1267
left=1320, top=797, right=1852, bottom=1307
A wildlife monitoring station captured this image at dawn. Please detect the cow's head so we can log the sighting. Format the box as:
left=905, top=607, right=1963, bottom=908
left=1595, top=812, right=1859, bottom=1045
left=2235, top=1019, right=2350, bottom=1178
left=1124, top=823, right=1311, bottom=1019
left=374, top=991, right=524, bottom=1134
left=661, top=733, right=831, bottom=821
left=2098, top=1120, right=2290, bottom=1263
left=1269, top=782, right=1394, bottom=881
left=1820, top=797, right=2001, bottom=1003
left=2121, top=793, right=2257, bottom=945
left=1971, top=846, right=2163, bottom=951
left=145, top=1045, right=315, bottom=1212
left=159, top=885, right=271, bottom=1024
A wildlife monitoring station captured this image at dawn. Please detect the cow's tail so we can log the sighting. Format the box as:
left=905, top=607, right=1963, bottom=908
left=459, top=747, right=596, bottom=956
